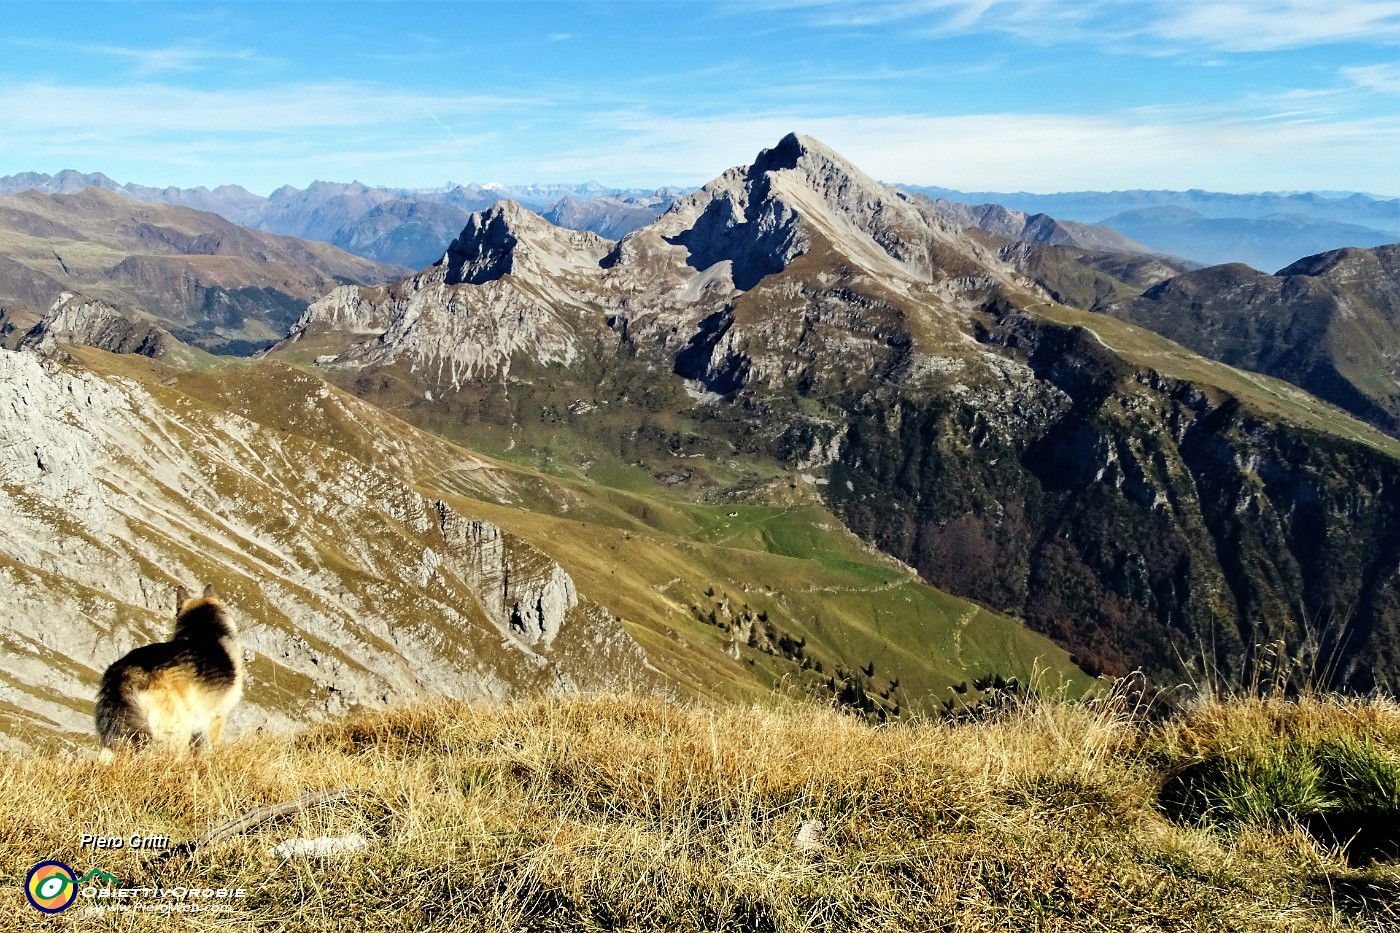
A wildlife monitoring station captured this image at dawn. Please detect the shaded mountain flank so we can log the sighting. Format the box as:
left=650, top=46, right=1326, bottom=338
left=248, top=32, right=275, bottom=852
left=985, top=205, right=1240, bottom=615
left=1105, top=245, right=1400, bottom=436
left=268, top=133, right=1400, bottom=693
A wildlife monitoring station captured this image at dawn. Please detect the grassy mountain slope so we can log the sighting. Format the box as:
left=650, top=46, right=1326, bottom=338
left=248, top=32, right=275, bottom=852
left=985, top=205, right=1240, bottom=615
left=178, top=351, right=1093, bottom=712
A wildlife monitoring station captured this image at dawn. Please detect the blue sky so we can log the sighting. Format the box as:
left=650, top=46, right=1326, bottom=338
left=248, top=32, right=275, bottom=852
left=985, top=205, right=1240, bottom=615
left=1, top=1, right=1397, bottom=195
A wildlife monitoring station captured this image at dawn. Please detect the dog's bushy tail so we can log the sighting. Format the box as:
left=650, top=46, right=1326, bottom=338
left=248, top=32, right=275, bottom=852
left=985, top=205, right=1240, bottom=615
left=95, top=665, right=153, bottom=750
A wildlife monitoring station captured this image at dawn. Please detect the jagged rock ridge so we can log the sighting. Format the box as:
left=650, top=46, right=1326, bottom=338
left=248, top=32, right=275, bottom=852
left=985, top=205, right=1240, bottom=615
left=284, top=132, right=1029, bottom=394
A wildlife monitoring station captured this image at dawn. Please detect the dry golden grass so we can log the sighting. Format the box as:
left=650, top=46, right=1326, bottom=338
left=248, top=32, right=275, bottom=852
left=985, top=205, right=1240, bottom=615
left=1, top=693, right=1397, bottom=931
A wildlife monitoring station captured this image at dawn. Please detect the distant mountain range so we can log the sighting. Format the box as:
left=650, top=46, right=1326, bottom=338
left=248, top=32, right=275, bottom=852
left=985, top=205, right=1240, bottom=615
left=9, top=170, right=1396, bottom=275
left=1096, top=207, right=1395, bottom=273
left=0, top=186, right=400, bottom=353
left=0, top=171, right=684, bottom=269
left=902, top=184, right=1399, bottom=271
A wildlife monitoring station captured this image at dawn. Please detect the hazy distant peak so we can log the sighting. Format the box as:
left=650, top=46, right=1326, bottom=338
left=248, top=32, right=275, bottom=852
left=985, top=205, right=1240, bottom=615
left=45, top=185, right=131, bottom=209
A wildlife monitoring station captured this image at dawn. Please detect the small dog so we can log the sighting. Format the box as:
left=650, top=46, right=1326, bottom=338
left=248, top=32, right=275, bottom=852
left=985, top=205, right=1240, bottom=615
left=95, top=584, right=244, bottom=755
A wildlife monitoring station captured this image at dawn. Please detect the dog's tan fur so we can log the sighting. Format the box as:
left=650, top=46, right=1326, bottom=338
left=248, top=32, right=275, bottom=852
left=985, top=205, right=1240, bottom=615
left=95, top=584, right=244, bottom=755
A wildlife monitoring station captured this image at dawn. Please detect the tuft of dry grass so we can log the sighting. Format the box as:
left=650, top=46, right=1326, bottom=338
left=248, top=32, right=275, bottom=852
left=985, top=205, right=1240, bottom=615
left=1, top=692, right=1397, bottom=931
left=1150, top=695, right=1400, bottom=876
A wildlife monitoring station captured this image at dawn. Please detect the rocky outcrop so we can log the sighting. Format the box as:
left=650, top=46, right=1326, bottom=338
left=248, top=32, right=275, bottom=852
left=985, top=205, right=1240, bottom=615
left=284, top=204, right=614, bottom=385
left=291, top=275, right=585, bottom=386
left=628, top=133, right=989, bottom=289
left=290, top=285, right=400, bottom=338
left=19, top=293, right=173, bottom=357
left=433, top=504, right=577, bottom=647
left=439, top=200, right=613, bottom=286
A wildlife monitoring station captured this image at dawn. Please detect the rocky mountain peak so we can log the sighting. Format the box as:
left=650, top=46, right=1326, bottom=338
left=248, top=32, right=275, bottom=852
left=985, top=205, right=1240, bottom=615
left=627, top=132, right=977, bottom=290
left=748, top=132, right=870, bottom=190
left=288, top=200, right=612, bottom=386
left=287, top=134, right=1026, bottom=393
left=440, top=200, right=527, bottom=285
left=751, top=131, right=814, bottom=171
left=437, top=200, right=613, bottom=287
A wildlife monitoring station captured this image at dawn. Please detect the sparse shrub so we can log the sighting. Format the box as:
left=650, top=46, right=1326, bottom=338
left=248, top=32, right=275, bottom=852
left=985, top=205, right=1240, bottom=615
left=944, top=672, right=1035, bottom=723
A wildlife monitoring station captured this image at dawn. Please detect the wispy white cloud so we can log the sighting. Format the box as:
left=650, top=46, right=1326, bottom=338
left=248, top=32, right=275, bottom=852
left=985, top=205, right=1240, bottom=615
left=5, top=74, right=1396, bottom=194
left=1342, top=63, right=1400, bottom=94
left=359, top=49, right=458, bottom=64
left=548, top=106, right=1400, bottom=193
left=744, top=0, right=1400, bottom=51
left=1152, top=1, right=1400, bottom=52
left=5, top=38, right=272, bottom=75
left=0, top=82, right=538, bottom=135
left=729, top=0, right=1119, bottom=43
left=807, top=0, right=1003, bottom=29
left=0, top=80, right=544, bottom=191
left=737, top=0, right=999, bottom=25
left=547, top=32, right=579, bottom=41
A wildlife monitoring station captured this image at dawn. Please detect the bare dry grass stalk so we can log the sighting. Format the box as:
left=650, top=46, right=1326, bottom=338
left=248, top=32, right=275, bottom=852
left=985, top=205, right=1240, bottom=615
left=1, top=692, right=1396, bottom=931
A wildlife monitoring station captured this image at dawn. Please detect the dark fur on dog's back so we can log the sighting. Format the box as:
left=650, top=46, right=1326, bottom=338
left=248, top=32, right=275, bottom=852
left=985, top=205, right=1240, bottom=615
left=95, top=585, right=244, bottom=753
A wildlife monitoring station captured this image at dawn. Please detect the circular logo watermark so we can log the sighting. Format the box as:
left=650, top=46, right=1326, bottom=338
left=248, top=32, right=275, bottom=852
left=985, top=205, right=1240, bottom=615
left=25, top=860, right=78, bottom=913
